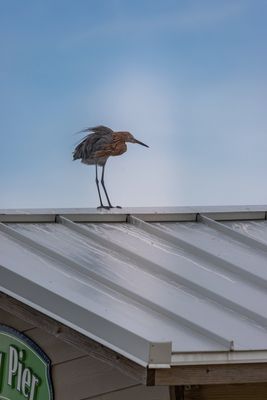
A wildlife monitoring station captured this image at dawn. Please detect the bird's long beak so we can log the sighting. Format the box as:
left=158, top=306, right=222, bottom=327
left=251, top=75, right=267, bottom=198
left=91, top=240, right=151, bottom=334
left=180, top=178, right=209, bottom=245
left=133, top=138, right=149, bottom=147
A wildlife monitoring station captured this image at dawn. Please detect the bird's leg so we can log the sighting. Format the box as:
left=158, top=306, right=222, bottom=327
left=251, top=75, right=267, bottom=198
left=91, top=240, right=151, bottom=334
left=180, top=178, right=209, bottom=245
left=101, top=165, right=121, bottom=209
left=95, top=164, right=109, bottom=209
left=100, top=164, right=113, bottom=208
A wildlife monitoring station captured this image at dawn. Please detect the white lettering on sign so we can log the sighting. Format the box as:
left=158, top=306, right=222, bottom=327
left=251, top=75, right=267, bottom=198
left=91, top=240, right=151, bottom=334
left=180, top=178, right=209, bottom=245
left=16, top=350, right=24, bottom=391
left=29, top=375, right=39, bottom=400
left=22, top=368, right=31, bottom=397
left=7, top=346, right=39, bottom=399
left=8, top=346, right=18, bottom=387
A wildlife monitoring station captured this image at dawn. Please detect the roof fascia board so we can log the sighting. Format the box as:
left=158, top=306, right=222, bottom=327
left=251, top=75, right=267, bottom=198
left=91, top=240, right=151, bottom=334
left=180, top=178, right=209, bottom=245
left=153, top=362, right=267, bottom=385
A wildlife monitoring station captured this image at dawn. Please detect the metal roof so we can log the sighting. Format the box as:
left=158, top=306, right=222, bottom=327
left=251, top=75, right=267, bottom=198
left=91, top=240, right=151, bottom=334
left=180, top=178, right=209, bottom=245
left=1, top=206, right=267, bottom=368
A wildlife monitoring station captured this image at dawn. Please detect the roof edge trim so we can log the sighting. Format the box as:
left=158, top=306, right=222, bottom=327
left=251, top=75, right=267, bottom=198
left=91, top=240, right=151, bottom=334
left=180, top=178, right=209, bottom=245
left=171, top=350, right=267, bottom=366
left=0, top=205, right=267, bottom=223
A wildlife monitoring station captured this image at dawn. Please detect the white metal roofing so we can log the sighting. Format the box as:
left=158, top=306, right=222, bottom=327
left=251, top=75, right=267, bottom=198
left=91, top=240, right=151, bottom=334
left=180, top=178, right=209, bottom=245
left=1, top=206, right=267, bottom=368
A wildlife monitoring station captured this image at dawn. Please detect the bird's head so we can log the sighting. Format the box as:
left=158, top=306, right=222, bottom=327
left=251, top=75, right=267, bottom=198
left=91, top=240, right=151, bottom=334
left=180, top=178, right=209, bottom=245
left=118, top=132, right=149, bottom=147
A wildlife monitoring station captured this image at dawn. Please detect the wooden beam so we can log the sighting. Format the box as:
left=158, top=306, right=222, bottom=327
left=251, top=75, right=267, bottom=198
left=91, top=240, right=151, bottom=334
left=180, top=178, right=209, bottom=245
left=0, top=292, right=147, bottom=384
left=183, top=383, right=267, bottom=400
left=155, top=364, right=267, bottom=386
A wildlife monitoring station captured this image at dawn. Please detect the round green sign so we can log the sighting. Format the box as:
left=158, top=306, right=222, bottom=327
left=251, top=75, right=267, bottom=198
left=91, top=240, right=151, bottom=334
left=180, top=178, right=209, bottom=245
left=0, top=325, right=53, bottom=400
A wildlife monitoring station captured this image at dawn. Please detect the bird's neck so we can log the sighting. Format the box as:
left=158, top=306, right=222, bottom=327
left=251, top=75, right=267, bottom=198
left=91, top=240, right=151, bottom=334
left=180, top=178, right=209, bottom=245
left=112, top=132, right=126, bottom=143
left=110, top=133, right=127, bottom=156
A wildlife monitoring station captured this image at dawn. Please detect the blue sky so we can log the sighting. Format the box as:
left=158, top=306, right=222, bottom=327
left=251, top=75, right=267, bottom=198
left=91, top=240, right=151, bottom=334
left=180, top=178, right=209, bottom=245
left=1, top=0, right=267, bottom=208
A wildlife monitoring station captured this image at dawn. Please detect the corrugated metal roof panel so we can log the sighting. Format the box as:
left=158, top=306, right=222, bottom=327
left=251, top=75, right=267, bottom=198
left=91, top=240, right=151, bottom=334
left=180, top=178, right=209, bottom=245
left=223, top=220, right=267, bottom=243
left=1, top=206, right=267, bottom=367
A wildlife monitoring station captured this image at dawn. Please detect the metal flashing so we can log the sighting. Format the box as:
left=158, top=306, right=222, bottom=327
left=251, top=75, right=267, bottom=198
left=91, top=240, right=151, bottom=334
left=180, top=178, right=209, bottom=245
left=171, top=350, right=267, bottom=366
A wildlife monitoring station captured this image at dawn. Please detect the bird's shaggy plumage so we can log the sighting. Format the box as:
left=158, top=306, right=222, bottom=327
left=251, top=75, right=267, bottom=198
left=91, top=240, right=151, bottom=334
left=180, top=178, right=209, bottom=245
left=73, top=125, right=148, bottom=208
left=73, top=125, right=115, bottom=166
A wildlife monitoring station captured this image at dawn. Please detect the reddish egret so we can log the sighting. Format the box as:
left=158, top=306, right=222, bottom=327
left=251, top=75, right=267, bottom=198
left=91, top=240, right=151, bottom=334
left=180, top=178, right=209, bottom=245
left=73, top=125, right=149, bottom=209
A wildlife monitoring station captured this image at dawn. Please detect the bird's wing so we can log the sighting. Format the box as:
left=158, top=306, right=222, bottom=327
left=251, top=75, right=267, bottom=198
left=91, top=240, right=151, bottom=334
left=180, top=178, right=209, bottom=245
left=73, top=130, right=113, bottom=161
left=79, top=125, right=114, bottom=135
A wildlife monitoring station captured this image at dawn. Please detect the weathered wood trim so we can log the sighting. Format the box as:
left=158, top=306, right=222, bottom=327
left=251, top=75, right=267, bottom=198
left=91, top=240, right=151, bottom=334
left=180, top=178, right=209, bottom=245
left=155, top=364, right=267, bottom=386
left=0, top=292, right=147, bottom=383
left=146, top=368, right=156, bottom=386
left=183, top=383, right=267, bottom=400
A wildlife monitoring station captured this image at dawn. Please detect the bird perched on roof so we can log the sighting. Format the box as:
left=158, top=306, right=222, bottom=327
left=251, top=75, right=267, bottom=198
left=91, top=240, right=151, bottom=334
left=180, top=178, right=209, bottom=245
left=73, top=125, right=149, bottom=209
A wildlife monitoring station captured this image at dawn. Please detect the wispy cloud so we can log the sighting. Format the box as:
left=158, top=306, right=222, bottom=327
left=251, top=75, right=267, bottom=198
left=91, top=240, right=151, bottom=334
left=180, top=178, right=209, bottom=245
left=66, top=0, right=250, bottom=46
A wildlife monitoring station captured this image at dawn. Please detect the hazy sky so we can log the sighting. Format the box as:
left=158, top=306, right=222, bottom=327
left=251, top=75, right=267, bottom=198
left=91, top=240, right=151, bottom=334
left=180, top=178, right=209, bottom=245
left=1, top=0, right=267, bottom=209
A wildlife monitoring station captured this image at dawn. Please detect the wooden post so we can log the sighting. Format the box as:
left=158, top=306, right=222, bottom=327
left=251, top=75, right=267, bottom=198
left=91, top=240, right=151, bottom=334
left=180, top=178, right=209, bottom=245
left=169, top=386, right=185, bottom=400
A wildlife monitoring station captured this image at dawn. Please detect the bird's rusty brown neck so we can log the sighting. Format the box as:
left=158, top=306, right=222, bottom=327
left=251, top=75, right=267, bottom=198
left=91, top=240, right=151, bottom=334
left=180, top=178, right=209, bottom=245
left=109, top=134, right=127, bottom=156
left=112, top=132, right=128, bottom=143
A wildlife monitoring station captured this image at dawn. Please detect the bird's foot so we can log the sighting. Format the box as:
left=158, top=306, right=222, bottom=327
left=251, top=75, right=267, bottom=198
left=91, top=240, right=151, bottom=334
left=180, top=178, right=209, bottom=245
left=97, top=205, right=110, bottom=210
left=97, top=205, right=122, bottom=210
